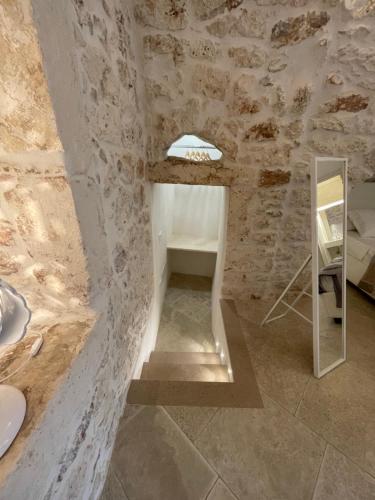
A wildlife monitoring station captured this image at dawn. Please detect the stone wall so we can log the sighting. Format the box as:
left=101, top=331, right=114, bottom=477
left=0, top=153, right=88, bottom=321
left=0, top=0, right=153, bottom=499
left=135, top=0, right=375, bottom=298
left=0, top=1, right=61, bottom=153
left=0, top=1, right=87, bottom=316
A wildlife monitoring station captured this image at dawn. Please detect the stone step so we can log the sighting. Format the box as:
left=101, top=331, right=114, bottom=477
left=149, top=351, right=221, bottom=365
left=141, top=362, right=229, bottom=383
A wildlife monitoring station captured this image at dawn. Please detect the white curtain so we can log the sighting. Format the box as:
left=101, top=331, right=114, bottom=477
left=171, top=184, right=223, bottom=241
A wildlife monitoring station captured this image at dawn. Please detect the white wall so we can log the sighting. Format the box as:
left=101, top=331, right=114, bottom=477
left=169, top=249, right=217, bottom=277
left=171, top=184, right=223, bottom=242
left=211, top=188, right=232, bottom=377
left=133, top=184, right=171, bottom=377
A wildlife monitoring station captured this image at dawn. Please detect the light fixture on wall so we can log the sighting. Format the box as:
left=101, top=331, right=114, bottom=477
left=344, top=0, right=375, bottom=16
left=0, top=280, right=31, bottom=458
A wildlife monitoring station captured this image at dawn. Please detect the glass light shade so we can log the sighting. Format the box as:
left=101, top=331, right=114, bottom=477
left=0, top=280, right=31, bottom=346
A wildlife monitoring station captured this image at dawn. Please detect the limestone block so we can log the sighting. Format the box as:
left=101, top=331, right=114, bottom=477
left=216, top=133, right=238, bottom=160
left=146, top=79, right=172, bottom=100
left=202, top=117, right=222, bottom=140
left=207, top=16, right=236, bottom=38
left=234, top=8, right=266, bottom=38
left=292, top=85, right=312, bottom=114
left=0, top=219, right=15, bottom=246
left=230, top=75, right=261, bottom=115
left=0, top=1, right=61, bottom=153
left=337, top=44, right=375, bottom=91
left=192, top=0, right=243, bottom=20
left=283, top=119, right=303, bottom=143
left=147, top=159, right=234, bottom=186
left=327, top=73, right=344, bottom=85
left=241, top=144, right=292, bottom=167
left=245, top=119, right=280, bottom=141
left=224, top=120, right=240, bottom=138
left=289, top=188, right=310, bottom=209
left=190, top=39, right=218, bottom=61
left=311, top=116, right=345, bottom=132
left=192, top=65, right=230, bottom=100
left=272, top=85, right=287, bottom=114
left=144, top=34, right=185, bottom=64
left=113, top=243, right=128, bottom=274
left=271, top=12, right=330, bottom=47
left=258, top=169, right=291, bottom=187
left=322, top=94, right=369, bottom=113
left=230, top=96, right=262, bottom=115
left=260, top=75, right=274, bottom=86
left=154, top=114, right=179, bottom=150
left=268, top=57, right=288, bottom=72
left=134, top=0, right=187, bottom=30
left=234, top=74, right=256, bottom=96
left=173, top=98, right=201, bottom=132
left=228, top=46, right=266, bottom=68
left=309, top=133, right=368, bottom=154
left=0, top=251, right=20, bottom=276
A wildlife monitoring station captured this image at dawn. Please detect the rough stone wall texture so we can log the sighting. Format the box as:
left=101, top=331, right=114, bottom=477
left=0, top=1, right=61, bottom=153
left=136, top=0, right=375, bottom=298
left=0, top=0, right=153, bottom=499
left=0, top=153, right=88, bottom=315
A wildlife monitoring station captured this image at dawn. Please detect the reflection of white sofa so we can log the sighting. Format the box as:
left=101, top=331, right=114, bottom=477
left=347, top=182, right=375, bottom=299
left=347, top=230, right=375, bottom=296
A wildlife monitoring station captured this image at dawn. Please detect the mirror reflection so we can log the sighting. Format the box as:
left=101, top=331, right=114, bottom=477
left=314, top=158, right=346, bottom=375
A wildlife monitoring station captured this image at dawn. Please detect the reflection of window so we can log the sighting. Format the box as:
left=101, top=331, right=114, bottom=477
left=167, top=134, right=222, bottom=161
left=317, top=174, right=344, bottom=264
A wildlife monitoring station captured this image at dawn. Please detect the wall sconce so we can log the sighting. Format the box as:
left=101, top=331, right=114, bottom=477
left=0, top=280, right=31, bottom=458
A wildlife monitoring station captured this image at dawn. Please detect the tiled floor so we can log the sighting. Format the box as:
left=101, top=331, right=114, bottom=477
left=155, top=274, right=215, bottom=353
left=102, top=284, right=375, bottom=500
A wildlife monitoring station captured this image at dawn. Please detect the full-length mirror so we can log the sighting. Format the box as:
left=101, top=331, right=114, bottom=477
left=311, top=157, right=347, bottom=377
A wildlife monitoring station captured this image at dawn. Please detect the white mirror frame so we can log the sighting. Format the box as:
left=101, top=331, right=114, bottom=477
left=311, top=157, right=348, bottom=378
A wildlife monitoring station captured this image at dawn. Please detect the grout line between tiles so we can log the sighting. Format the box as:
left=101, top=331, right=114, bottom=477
left=329, top=443, right=375, bottom=482
left=216, top=475, right=241, bottom=500
left=292, top=391, right=375, bottom=482
left=258, top=381, right=375, bottom=484
left=192, top=407, right=220, bottom=443
left=120, top=404, right=145, bottom=427
left=310, top=443, right=328, bottom=500
left=160, top=406, right=240, bottom=500
left=111, top=463, right=132, bottom=500
left=112, top=466, right=131, bottom=500
left=294, top=373, right=313, bottom=416
left=204, top=477, right=218, bottom=500
left=159, top=406, right=220, bottom=479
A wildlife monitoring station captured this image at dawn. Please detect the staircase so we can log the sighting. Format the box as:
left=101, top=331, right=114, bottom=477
left=141, top=351, right=230, bottom=383
left=127, top=299, right=263, bottom=409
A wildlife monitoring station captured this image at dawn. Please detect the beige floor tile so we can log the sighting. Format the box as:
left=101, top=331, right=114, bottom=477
left=347, top=286, right=375, bottom=379
left=297, top=362, right=375, bottom=476
left=120, top=403, right=144, bottom=424
left=155, top=275, right=215, bottom=353
left=239, top=313, right=313, bottom=414
left=313, top=445, right=375, bottom=500
left=111, top=406, right=216, bottom=500
left=164, top=405, right=218, bottom=441
left=195, top=394, right=326, bottom=500
left=207, top=480, right=238, bottom=500
left=100, top=465, right=129, bottom=500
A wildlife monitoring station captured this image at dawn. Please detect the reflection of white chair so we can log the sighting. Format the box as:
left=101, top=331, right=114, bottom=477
left=0, top=280, right=31, bottom=458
